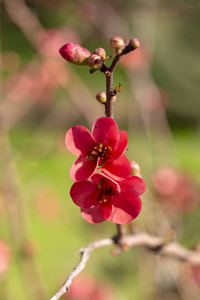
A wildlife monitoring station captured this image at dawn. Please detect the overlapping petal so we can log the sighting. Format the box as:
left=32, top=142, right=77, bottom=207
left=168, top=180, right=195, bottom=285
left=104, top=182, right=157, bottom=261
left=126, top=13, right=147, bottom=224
left=99, top=201, right=113, bottom=220
left=65, top=126, right=96, bottom=156
left=101, top=154, right=131, bottom=181
left=81, top=205, right=106, bottom=223
left=111, top=131, right=128, bottom=158
left=91, top=173, right=121, bottom=192
left=120, top=176, right=146, bottom=198
left=107, top=195, right=142, bottom=224
left=92, top=117, right=119, bottom=148
left=70, top=157, right=98, bottom=181
left=70, top=181, right=98, bottom=208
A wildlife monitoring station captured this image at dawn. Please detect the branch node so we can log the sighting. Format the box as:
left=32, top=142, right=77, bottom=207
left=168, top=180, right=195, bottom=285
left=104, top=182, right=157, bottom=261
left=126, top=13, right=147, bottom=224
left=111, top=247, right=124, bottom=256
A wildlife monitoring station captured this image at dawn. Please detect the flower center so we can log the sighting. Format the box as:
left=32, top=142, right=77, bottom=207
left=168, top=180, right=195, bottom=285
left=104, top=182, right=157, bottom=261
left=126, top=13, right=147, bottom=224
left=88, top=142, right=112, bottom=164
left=96, top=178, right=118, bottom=204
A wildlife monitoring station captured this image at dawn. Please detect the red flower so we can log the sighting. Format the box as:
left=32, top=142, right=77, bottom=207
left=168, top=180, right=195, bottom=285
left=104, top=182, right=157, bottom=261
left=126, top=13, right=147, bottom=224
left=65, top=117, right=131, bottom=181
left=70, top=173, right=146, bottom=224
left=0, top=240, right=11, bottom=276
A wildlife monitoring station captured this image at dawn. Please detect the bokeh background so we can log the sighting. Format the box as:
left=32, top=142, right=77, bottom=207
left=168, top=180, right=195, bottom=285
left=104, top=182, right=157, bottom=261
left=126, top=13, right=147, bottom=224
left=0, top=0, right=200, bottom=299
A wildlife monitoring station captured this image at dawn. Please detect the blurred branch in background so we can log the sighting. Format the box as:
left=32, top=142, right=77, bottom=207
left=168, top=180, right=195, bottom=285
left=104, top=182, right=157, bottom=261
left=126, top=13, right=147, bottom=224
left=4, top=0, right=42, bottom=44
left=0, top=128, right=47, bottom=299
left=2, top=0, right=99, bottom=130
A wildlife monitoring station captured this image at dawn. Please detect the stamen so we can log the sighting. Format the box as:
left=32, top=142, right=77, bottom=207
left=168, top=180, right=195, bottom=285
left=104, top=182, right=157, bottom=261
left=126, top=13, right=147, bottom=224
left=88, top=142, right=112, bottom=162
left=96, top=179, right=117, bottom=204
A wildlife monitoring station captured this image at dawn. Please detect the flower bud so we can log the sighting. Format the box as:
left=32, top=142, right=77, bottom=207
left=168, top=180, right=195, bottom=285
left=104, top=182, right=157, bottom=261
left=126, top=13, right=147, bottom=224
left=129, top=38, right=140, bottom=49
left=93, top=48, right=106, bottom=60
left=96, top=92, right=117, bottom=104
left=130, top=161, right=141, bottom=177
left=110, top=36, right=125, bottom=52
left=96, top=91, right=106, bottom=104
left=59, top=43, right=91, bottom=66
left=88, top=54, right=103, bottom=70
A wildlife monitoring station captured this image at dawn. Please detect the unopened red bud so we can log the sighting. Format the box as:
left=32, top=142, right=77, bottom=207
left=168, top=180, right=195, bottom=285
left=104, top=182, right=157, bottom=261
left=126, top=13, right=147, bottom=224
left=130, top=161, right=141, bottom=177
left=96, top=91, right=106, bottom=104
left=93, top=48, right=106, bottom=60
left=110, top=36, right=125, bottom=50
left=88, top=54, right=103, bottom=70
left=59, top=43, right=91, bottom=66
left=129, top=38, right=140, bottom=49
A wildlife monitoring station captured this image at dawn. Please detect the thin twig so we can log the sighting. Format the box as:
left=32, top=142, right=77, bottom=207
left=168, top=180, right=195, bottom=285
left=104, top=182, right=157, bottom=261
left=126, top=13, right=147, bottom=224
left=50, top=231, right=200, bottom=300
left=49, top=238, right=114, bottom=300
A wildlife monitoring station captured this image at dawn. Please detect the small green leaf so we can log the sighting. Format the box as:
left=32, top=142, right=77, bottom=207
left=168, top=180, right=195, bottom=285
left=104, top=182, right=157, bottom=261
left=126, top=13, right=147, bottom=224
left=115, top=82, right=121, bottom=90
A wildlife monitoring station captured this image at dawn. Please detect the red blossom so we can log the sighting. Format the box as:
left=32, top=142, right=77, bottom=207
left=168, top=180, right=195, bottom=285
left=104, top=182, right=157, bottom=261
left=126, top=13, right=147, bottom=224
left=0, top=240, right=11, bottom=276
left=66, top=273, right=116, bottom=300
left=65, top=117, right=131, bottom=181
left=151, top=166, right=199, bottom=213
left=70, top=172, right=146, bottom=224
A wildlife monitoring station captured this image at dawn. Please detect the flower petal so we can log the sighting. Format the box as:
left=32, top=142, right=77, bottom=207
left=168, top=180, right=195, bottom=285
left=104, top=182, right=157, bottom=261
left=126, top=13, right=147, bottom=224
left=65, top=126, right=96, bottom=156
left=101, top=154, right=131, bottom=181
left=120, top=176, right=146, bottom=198
left=100, top=201, right=113, bottom=219
left=92, top=117, right=119, bottom=149
left=112, top=131, right=128, bottom=158
left=70, top=157, right=98, bottom=181
left=70, top=181, right=98, bottom=208
left=81, top=204, right=106, bottom=223
left=107, top=195, right=142, bottom=224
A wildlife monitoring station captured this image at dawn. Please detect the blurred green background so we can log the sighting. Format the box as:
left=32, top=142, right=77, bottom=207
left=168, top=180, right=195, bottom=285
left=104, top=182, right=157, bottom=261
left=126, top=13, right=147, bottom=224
left=0, top=0, right=200, bottom=299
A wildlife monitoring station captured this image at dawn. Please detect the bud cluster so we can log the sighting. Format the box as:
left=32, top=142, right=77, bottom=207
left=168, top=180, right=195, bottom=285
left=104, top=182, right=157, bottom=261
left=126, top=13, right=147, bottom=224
left=59, top=43, right=108, bottom=71
left=59, top=38, right=140, bottom=109
left=59, top=37, right=140, bottom=70
left=110, top=36, right=140, bottom=55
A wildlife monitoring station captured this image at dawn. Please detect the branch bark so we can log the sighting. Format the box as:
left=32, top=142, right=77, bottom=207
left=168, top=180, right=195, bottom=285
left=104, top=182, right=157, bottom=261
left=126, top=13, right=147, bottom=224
left=50, top=231, right=200, bottom=300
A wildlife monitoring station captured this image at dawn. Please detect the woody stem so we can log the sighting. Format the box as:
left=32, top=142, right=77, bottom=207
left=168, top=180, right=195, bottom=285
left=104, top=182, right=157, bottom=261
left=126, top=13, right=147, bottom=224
left=116, top=224, right=126, bottom=241
left=105, top=53, right=122, bottom=119
left=105, top=44, right=139, bottom=118
left=105, top=56, right=124, bottom=240
left=105, top=72, right=114, bottom=119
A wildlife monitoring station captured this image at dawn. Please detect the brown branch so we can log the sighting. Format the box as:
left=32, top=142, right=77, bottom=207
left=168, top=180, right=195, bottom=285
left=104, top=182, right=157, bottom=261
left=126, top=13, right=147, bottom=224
left=50, top=231, right=200, bottom=300
left=49, top=238, right=114, bottom=300
left=104, top=43, right=140, bottom=246
left=105, top=73, right=114, bottom=118
left=105, top=52, right=124, bottom=119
